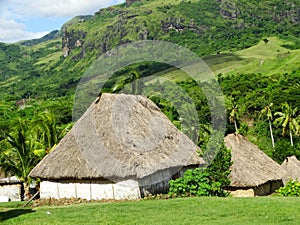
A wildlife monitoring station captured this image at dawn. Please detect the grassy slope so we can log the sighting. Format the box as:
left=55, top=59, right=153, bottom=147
left=206, top=37, right=300, bottom=76
left=1, top=197, right=300, bottom=224
left=157, top=37, right=300, bottom=83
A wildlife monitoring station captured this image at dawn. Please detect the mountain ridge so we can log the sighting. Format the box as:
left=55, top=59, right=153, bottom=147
left=0, top=0, right=299, bottom=111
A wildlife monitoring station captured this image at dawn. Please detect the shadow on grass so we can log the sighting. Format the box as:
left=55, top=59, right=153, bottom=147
left=0, top=208, right=34, bottom=222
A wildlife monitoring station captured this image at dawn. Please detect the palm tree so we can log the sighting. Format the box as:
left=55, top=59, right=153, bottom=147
left=226, top=97, right=239, bottom=134
left=274, top=102, right=299, bottom=146
left=0, top=112, right=69, bottom=199
left=33, top=111, right=58, bottom=154
left=33, top=111, right=72, bottom=154
left=260, top=103, right=275, bottom=148
left=0, top=120, right=43, bottom=199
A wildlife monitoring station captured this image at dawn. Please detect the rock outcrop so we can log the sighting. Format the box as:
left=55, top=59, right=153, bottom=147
left=62, top=29, right=86, bottom=58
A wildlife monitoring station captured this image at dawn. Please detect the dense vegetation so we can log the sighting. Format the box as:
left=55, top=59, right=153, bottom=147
left=276, top=179, right=300, bottom=197
left=0, top=111, right=71, bottom=197
left=0, top=0, right=300, bottom=195
left=169, top=143, right=232, bottom=197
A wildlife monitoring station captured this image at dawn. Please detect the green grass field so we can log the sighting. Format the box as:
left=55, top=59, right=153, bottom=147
left=1, top=197, right=299, bottom=224
left=204, top=37, right=300, bottom=76
left=152, top=37, right=300, bottom=84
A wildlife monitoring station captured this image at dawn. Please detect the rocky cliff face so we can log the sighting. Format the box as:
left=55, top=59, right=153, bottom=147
left=62, top=29, right=86, bottom=58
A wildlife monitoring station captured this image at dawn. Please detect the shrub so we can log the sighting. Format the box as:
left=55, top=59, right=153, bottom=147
left=205, top=143, right=232, bottom=189
left=276, top=180, right=300, bottom=197
left=169, top=169, right=214, bottom=197
left=168, top=144, right=232, bottom=197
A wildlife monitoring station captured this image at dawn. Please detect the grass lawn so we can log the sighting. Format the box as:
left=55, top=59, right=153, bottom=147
left=0, top=197, right=299, bottom=224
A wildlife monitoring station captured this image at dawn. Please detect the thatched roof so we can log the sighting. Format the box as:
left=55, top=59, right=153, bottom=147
left=281, top=156, right=300, bottom=184
left=0, top=169, right=13, bottom=180
left=0, top=169, right=6, bottom=179
left=30, top=93, right=204, bottom=180
left=224, top=134, right=286, bottom=187
left=0, top=176, right=22, bottom=185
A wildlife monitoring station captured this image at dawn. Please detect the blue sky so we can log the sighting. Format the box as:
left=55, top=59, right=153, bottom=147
left=0, top=0, right=125, bottom=43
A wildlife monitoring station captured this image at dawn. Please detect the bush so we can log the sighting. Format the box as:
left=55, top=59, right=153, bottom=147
left=168, top=169, right=225, bottom=197
left=168, top=144, right=232, bottom=197
left=276, top=180, right=300, bottom=197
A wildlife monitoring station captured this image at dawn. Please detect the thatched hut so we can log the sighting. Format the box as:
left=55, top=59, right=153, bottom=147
left=29, top=93, right=204, bottom=200
left=224, top=134, right=286, bottom=197
left=281, top=156, right=300, bottom=185
left=0, top=176, right=23, bottom=202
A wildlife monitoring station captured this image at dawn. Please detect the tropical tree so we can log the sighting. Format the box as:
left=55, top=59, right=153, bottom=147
left=0, top=120, right=44, bottom=199
left=33, top=111, right=58, bottom=154
left=274, top=102, right=299, bottom=146
left=33, top=110, right=72, bottom=155
left=226, top=97, right=240, bottom=134
left=0, top=112, right=69, bottom=199
left=259, top=102, right=275, bottom=148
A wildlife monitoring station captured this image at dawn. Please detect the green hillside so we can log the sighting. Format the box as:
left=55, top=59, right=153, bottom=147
left=203, top=37, right=300, bottom=75
left=1, top=0, right=300, bottom=99
left=0, top=0, right=300, bottom=163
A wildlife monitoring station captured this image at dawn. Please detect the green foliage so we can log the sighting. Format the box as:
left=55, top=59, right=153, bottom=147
left=220, top=71, right=300, bottom=159
left=145, top=79, right=209, bottom=142
left=1, top=0, right=300, bottom=103
left=220, top=72, right=300, bottom=114
left=226, top=96, right=241, bottom=134
left=276, top=179, right=300, bottom=197
left=274, top=102, right=299, bottom=146
left=205, top=143, right=232, bottom=188
left=169, top=169, right=217, bottom=197
left=0, top=120, right=43, bottom=194
left=0, top=111, right=71, bottom=198
left=272, top=140, right=300, bottom=164
left=168, top=144, right=232, bottom=197
left=0, top=0, right=299, bottom=170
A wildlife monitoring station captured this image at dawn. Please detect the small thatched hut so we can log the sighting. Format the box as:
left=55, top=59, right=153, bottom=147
left=30, top=93, right=204, bottom=200
left=224, top=134, right=286, bottom=197
left=281, top=156, right=300, bottom=185
left=0, top=176, right=23, bottom=202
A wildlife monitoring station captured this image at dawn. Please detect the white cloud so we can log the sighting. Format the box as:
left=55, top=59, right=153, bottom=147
left=9, top=0, right=124, bottom=17
left=0, top=20, right=49, bottom=43
left=0, top=0, right=125, bottom=43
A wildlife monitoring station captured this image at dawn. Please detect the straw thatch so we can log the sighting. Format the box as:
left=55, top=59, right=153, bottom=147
left=281, top=156, right=300, bottom=184
left=224, top=134, right=286, bottom=188
left=30, top=93, right=204, bottom=181
left=0, top=170, right=6, bottom=179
